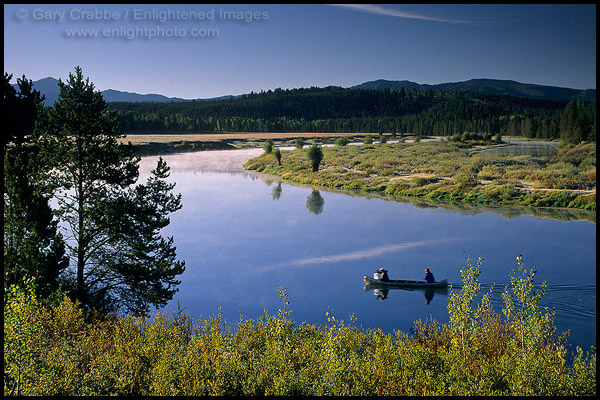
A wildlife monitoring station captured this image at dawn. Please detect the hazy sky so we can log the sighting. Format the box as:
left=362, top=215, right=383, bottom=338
left=4, top=4, right=596, bottom=99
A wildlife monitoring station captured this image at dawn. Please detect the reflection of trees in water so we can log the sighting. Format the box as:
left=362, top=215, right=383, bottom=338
left=252, top=164, right=592, bottom=222
left=272, top=183, right=282, bottom=200
left=306, top=190, right=324, bottom=215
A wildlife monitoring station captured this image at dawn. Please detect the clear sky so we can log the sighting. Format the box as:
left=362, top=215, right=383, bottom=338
left=4, top=4, right=596, bottom=99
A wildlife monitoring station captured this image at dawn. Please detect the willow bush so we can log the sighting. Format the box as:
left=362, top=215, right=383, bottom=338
left=4, top=258, right=596, bottom=396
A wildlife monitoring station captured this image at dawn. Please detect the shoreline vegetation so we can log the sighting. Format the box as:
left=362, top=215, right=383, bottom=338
left=120, top=133, right=596, bottom=220
left=5, top=257, right=596, bottom=395
left=239, top=135, right=595, bottom=211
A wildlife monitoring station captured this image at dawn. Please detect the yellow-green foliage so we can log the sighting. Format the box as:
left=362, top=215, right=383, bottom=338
left=243, top=141, right=596, bottom=210
left=4, top=263, right=596, bottom=396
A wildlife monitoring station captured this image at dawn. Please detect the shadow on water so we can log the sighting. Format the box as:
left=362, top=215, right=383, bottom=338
left=271, top=182, right=282, bottom=200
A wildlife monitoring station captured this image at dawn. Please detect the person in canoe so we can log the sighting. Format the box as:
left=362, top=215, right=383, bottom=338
left=424, top=268, right=435, bottom=283
left=377, top=268, right=390, bottom=282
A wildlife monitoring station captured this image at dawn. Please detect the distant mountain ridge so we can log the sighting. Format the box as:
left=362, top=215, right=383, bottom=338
left=352, top=78, right=596, bottom=102
left=14, top=76, right=596, bottom=105
left=11, top=77, right=234, bottom=105
left=98, top=89, right=189, bottom=103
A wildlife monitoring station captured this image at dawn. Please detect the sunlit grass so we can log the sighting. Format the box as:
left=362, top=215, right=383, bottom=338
left=244, top=141, right=596, bottom=210
left=117, top=132, right=378, bottom=146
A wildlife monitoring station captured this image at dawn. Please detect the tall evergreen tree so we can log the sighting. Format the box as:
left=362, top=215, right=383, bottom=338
left=3, top=73, right=42, bottom=147
left=560, top=100, right=578, bottom=144
left=3, top=72, right=68, bottom=299
left=36, top=67, right=185, bottom=314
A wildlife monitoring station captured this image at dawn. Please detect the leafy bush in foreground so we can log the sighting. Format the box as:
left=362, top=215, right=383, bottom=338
left=4, top=258, right=596, bottom=396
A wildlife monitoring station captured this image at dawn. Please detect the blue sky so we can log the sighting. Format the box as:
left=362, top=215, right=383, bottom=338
left=4, top=4, right=596, bottom=99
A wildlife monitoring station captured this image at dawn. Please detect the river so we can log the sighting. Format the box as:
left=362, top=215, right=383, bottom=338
left=137, top=143, right=596, bottom=351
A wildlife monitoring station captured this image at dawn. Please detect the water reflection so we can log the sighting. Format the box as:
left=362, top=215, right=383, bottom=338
left=482, top=139, right=558, bottom=157
left=251, top=168, right=594, bottom=223
left=307, top=186, right=594, bottom=223
left=272, top=183, right=282, bottom=200
left=306, top=190, right=325, bottom=215
left=367, top=286, right=449, bottom=304
left=255, top=239, right=454, bottom=274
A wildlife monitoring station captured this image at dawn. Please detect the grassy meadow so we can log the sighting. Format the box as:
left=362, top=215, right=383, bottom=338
left=243, top=140, right=596, bottom=210
left=118, top=132, right=376, bottom=154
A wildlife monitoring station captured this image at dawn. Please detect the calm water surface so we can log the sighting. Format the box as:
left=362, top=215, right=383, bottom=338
left=138, top=146, right=596, bottom=351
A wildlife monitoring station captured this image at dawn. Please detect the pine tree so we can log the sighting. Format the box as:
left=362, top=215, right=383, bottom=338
left=3, top=72, right=68, bottom=299
left=37, top=67, right=185, bottom=313
left=560, top=100, right=578, bottom=144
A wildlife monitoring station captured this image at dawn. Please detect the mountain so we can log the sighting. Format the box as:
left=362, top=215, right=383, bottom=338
left=23, top=77, right=62, bottom=105
left=352, top=78, right=596, bottom=102
left=11, top=77, right=233, bottom=105
left=15, top=76, right=596, bottom=106
left=100, top=89, right=189, bottom=103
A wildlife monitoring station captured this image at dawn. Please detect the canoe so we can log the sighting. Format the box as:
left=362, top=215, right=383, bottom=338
left=363, top=275, right=448, bottom=288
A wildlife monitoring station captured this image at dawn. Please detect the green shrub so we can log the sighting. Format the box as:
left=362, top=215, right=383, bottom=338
left=413, top=176, right=438, bottom=186
left=335, top=137, right=349, bottom=146
left=478, top=165, right=505, bottom=180
left=263, top=139, right=274, bottom=154
left=306, top=144, right=324, bottom=172
left=274, top=147, right=282, bottom=165
left=481, top=184, right=518, bottom=203
left=4, top=259, right=596, bottom=396
left=455, top=174, right=479, bottom=190
left=568, top=194, right=596, bottom=210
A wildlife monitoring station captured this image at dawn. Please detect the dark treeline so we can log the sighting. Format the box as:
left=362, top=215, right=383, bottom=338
left=107, top=87, right=596, bottom=144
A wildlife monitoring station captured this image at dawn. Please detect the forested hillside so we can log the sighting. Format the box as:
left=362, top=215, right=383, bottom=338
left=107, top=86, right=596, bottom=144
left=352, top=78, right=596, bottom=102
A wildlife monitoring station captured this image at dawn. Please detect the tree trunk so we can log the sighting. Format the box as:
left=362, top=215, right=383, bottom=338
left=76, top=139, right=85, bottom=304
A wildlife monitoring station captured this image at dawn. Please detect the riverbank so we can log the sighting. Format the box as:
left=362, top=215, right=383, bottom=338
left=119, top=132, right=398, bottom=156
left=5, top=264, right=597, bottom=396
left=243, top=140, right=596, bottom=210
